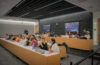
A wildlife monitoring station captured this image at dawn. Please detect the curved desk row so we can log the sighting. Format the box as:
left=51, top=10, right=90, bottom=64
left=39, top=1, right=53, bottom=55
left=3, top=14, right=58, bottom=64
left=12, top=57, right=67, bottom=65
left=0, top=38, right=60, bottom=65
left=38, top=36, right=93, bottom=51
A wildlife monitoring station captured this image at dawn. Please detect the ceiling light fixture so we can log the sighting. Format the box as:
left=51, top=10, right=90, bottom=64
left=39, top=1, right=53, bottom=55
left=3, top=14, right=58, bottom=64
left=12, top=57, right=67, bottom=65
left=0, top=19, right=38, bottom=25
left=34, top=0, right=62, bottom=11
left=49, top=6, right=77, bottom=14
left=16, top=0, right=25, bottom=7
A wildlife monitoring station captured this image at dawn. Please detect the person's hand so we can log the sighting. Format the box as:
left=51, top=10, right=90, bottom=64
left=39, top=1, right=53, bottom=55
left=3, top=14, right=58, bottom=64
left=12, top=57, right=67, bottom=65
left=49, top=49, right=53, bottom=53
left=80, top=36, right=83, bottom=37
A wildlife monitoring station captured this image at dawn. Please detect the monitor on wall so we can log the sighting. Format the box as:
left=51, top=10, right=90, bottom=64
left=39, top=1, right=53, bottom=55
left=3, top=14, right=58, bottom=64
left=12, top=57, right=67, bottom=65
left=43, top=25, right=50, bottom=32
left=65, top=22, right=79, bottom=32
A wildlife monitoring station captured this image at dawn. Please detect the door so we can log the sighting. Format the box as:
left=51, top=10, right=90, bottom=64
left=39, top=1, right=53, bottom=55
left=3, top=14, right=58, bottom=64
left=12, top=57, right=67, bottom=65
left=98, top=19, right=100, bottom=44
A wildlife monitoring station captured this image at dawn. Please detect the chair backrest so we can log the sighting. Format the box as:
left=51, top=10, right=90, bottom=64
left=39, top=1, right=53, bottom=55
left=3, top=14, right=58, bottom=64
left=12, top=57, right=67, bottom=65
left=58, top=42, right=70, bottom=53
left=62, top=42, right=70, bottom=53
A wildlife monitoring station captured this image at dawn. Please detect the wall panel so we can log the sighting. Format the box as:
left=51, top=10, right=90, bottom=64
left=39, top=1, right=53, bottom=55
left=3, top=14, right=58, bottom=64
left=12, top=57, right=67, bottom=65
left=39, top=11, right=93, bottom=38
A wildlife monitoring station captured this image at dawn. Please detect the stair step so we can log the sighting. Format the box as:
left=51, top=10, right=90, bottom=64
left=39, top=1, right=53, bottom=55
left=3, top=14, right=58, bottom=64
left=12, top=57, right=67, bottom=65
left=95, top=53, right=100, bottom=56
left=93, top=56, right=100, bottom=60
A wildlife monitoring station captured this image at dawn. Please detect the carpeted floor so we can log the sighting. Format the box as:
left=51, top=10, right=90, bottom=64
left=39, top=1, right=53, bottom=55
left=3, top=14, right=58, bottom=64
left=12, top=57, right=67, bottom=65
left=0, top=45, right=28, bottom=65
left=0, top=45, right=100, bottom=65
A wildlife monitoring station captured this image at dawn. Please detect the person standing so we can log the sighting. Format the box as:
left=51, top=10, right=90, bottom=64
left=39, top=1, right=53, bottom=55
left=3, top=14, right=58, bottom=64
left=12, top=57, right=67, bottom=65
left=24, top=29, right=28, bottom=35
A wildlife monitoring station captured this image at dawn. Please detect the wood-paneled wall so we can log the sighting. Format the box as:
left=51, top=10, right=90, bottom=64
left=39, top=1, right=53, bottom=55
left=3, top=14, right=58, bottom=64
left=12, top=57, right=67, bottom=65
left=98, top=19, right=100, bottom=43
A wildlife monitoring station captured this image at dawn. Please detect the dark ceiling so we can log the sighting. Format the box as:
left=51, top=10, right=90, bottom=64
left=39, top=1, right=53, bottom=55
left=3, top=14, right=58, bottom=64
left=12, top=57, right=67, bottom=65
left=5, top=0, right=85, bottom=19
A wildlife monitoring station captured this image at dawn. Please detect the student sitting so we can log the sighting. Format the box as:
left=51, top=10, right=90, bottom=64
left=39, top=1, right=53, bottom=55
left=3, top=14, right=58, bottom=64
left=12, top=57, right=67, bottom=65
left=67, top=32, right=73, bottom=38
left=80, top=31, right=90, bottom=39
left=50, top=32, right=55, bottom=37
left=38, top=38, right=48, bottom=50
left=15, top=35, right=20, bottom=42
left=11, top=35, right=16, bottom=41
left=84, top=31, right=91, bottom=39
left=69, top=34, right=72, bottom=38
left=20, top=36, right=27, bottom=44
left=80, top=29, right=90, bottom=39
left=31, top=38, right=38, bottom=48
left=32, top=35, right=37, bottom=40
left=65, top=32, right=69, bottom=38
left=5, top=34, right=9, bottom=40
left=37, top=36, right=42, bottom=41
left=25, top=38, right=30, bottom=46
left=74, top=32, right=79, bottom=38
left=49, top=38, right=60, bottom=53
left=8, top=35, right=14, bottom=40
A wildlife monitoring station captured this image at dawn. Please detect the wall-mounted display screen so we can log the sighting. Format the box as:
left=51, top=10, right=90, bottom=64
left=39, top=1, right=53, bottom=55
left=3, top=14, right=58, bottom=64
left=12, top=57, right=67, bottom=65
left=65, top=22, right=79, bottom=32
left=43, top=25, right=50, bottom=32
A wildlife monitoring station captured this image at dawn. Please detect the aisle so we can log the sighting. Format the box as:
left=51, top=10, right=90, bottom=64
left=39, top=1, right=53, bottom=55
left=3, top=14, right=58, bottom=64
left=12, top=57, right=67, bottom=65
left=0, top=45, right=27, bottom=65
left=0, top=45, right=99, bottom=65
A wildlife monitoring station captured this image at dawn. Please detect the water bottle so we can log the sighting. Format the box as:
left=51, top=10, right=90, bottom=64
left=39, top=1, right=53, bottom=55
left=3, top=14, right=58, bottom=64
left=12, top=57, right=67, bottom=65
left=32, top=43, right=34, bottom=50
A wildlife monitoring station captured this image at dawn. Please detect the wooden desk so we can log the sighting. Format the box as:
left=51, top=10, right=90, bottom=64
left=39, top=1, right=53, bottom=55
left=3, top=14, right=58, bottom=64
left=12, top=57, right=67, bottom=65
left=59, top=46, right=66, bottom=58
left=39, top=36, right=93, bottom=51
left=0, top=39, right=60, bottom=65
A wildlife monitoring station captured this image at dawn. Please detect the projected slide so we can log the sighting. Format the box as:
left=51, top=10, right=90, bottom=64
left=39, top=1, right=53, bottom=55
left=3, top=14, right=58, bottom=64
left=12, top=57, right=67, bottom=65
left=43, top=25, right=50, bottom=32
left=65, top=22, right=79, bottom=32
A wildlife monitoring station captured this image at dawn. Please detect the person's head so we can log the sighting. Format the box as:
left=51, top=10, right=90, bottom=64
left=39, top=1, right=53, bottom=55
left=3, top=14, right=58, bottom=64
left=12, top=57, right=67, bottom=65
left=47, top=32, right=50, bottom=34
left=32, top=35, right=35, bottom=37
left=51, top=38, right=56, bottom=45
left=31, top=38, right=34, bottom=41
left=38, top=36, right=41, bottom=39
left=45, top=32, right=47, bottom=34
left=83, top=29, right=87, bottom=32
left=52, top=32, right=54, bottom=34
left=42, top=32, right=44, bottom=34
left=86, top=31, right=90, bottom=35
left=27, top=37, right=30, bottom=41
left=6, top=34, right=9, bottom=36
left=65, top=32, right=68, bottom=35
left=15, top=35, right=17, bottom=38
left=68, top=32, right=71, bottom=35
left=74, top=32, right=78, bottom=35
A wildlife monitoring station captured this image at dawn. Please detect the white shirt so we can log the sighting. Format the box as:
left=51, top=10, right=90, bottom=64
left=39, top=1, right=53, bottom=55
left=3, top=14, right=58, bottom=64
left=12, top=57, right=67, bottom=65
left=85, top=34, right=90, bottom=39
left=65, top=35, right=69, bottom=38
left=51, top=43, right=60, bottom=53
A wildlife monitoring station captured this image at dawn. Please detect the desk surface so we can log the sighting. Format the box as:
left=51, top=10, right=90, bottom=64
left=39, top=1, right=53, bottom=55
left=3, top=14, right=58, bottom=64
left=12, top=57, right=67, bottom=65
left=37, top=36, right=93, bottom=51
left=1, top=38, right=59, bottom=56
left=0, top=38, right=61, bottom=65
